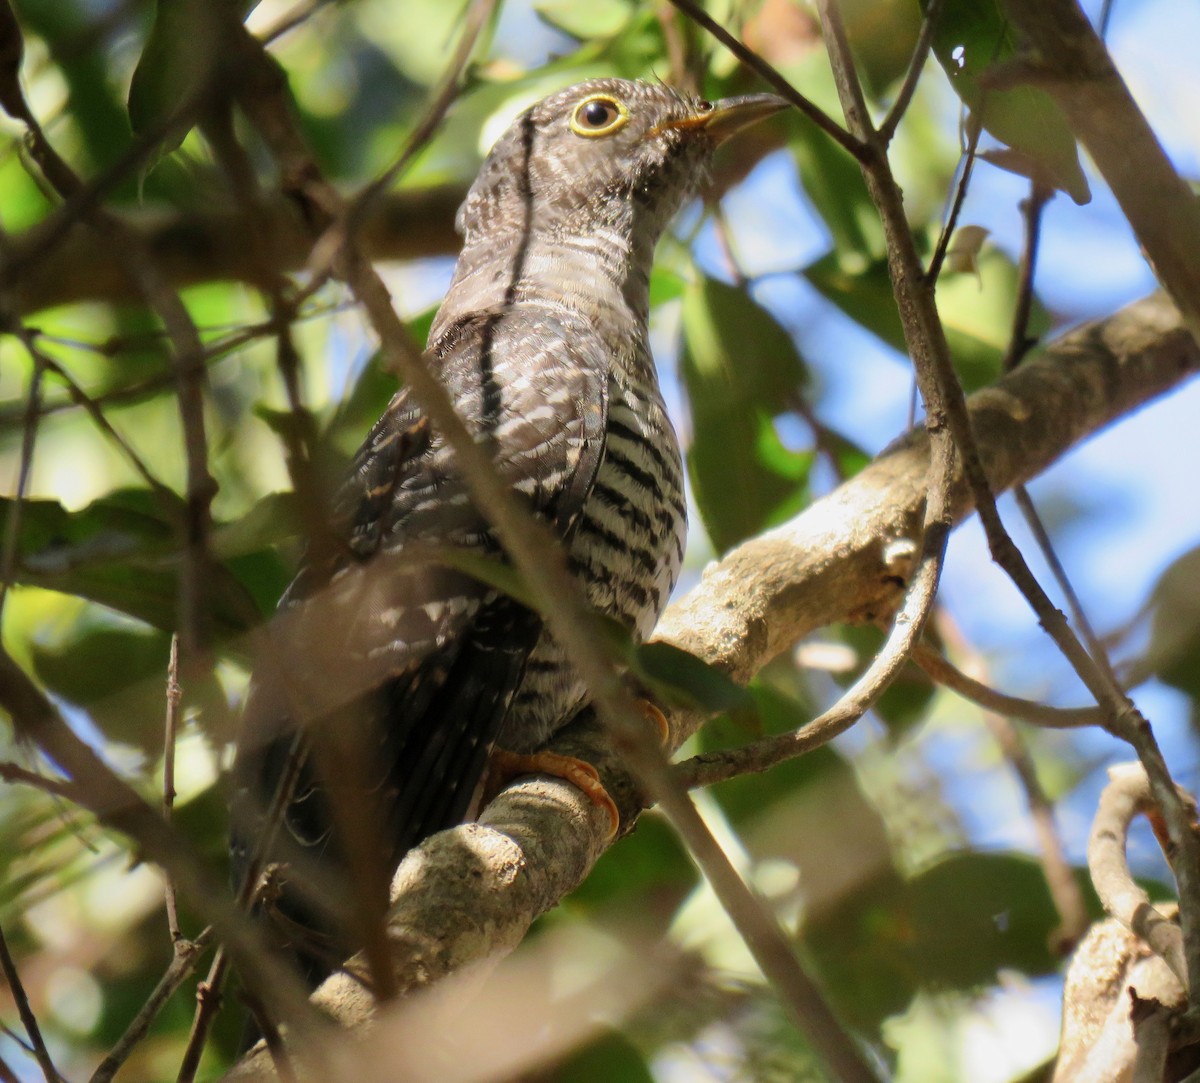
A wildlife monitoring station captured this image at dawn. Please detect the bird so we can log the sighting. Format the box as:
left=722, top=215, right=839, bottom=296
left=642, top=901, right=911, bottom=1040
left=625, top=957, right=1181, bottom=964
left=229, top=77, right=786, bottom=988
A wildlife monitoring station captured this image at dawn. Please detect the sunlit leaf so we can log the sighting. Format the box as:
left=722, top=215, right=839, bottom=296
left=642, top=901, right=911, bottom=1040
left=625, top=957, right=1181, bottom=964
left=923, top=0, right=1090, bottom=204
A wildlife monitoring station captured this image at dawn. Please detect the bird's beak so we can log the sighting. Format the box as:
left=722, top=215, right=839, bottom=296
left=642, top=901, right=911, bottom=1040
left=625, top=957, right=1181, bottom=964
left=653, top=92, right=788, bottom=142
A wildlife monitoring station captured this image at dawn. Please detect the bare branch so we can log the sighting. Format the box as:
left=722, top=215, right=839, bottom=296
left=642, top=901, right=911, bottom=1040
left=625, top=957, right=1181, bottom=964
left=0, top=760, right=77, bottom=800
left=178, top=953, right=232, bottom=1083
left=0, top=341, right=43, bottom=620
left=88, top=933, right=211, bottom=1083
left=676, top=517, right=949, bottom=790
left=1089, top=764, right=1188, bottom=989
left=0, top=648, right=327, bottom=1043
left=912, top=643, right=1103, bottom=729
left=997, top=0, right=1200, bottom=1008
left=0, top=924, right=61, bottom=1083
left=0, top=15, right=219, bottom=661
left=5, top=188, right=463, bottom=315
left=163, top=634, right=183, bottom=944
left=926, top=112, right=982, bottom=286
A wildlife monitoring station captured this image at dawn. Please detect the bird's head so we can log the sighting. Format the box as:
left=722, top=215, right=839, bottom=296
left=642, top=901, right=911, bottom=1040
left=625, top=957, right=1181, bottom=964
left=455, top=78, right=787, bottom=246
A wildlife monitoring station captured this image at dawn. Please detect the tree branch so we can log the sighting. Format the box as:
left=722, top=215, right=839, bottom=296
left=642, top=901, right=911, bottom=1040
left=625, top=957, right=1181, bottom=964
left=227, top=292, right=1199, bottom=1078
left=4, top=187, right=465, bottom=315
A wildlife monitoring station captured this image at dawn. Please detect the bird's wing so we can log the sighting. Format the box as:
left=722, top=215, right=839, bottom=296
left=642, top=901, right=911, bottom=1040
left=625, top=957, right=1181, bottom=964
left=230, top=306, right=608, bottom=975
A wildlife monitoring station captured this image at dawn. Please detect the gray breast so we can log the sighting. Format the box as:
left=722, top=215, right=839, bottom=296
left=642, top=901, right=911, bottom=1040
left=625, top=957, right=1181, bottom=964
left=501, top=368, right=686, bottom=751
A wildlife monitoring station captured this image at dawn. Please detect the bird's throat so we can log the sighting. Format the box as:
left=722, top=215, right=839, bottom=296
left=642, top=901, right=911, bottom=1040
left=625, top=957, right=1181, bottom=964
left=431, top=222, right=659, bottom=378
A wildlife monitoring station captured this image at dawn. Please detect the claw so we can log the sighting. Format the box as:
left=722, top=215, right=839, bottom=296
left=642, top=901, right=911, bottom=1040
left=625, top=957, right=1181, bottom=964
left=637, top=698, right=670, bottom=747
left=489, top=749, right=620, bottom=840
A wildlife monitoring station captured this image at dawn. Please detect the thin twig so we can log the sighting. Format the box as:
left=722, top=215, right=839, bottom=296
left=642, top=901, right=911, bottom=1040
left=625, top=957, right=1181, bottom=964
left=0, top=649, right=328, bottom=1046
left=926, top=111, right=982, bottom=285
left=343, top=0, right=494, bottom=237
left=1001, top=181, right=1051, bottom=372
left=663, top=0, right=868, bottom=161
left=1130, top=1003, right=1172, bottom=1083
left=0, top=304, right=345, bottom=429
left=88, top=931, right=211, bottom=1083
left=163, top=634, right=183, bottom=944
left=177, top=951, right=230, bottom=1083
left=1013, top=486, right=1121, bottom=682
left=0, top=924, right=61, bottom=1083
left=1, top=22, right=220, bottom=663
left=1003, top=183, right=1117, bottom=681
left=0, top=347, right=44, bottom=621
left=879, top=0, right=942, bottom=144
left=17, top=337, right=173, bottom=498
left=986, top=711, right=1090, bottom=947
left=911, top=642, right=1102, bottom=729
left=243, top=992, right=298, bottom=1083
left=931, top=616, right=1090, bottom=947
left=0, top=760, right=77, bottom=800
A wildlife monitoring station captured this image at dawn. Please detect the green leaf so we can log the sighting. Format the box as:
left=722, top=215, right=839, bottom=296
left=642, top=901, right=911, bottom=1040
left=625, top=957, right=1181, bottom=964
left=0, top=492, right=260, bottom=634
left=550, top=1030, right=654, bottom=1083
left=1144, top=545, right=1200, bottom=698
left=632, top=641, right=753, bottom=712
left=807, top=245, right=1049, bottom=392
left=127, top=0, right=252, bottom=160
left=924, top=0, right=1090, bottom=204
left=535, top=0, right=633, bottom=40
left=681, top=276, right=813, bottom=553
left=29, top=624, right=228, bottom=753
left=805, top=852, right=1098, bottom=1034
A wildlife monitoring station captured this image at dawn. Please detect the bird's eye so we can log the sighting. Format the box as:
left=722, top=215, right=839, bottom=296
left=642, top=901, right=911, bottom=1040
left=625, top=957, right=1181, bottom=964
left=570, top=95, right=628, bottom=138
left=697, top=100, right=714, bottom=112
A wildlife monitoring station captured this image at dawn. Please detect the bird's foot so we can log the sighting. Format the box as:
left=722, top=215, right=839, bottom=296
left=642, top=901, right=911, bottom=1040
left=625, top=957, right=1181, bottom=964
left=488, top=749, right=620, bottom=841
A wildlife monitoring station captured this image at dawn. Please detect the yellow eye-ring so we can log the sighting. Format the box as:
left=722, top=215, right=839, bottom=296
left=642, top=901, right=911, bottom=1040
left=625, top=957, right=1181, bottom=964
left=570, top=94, right=629, bottom=138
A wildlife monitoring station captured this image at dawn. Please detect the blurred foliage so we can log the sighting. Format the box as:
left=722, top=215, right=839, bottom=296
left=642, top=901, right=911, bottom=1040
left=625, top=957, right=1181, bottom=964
left=0, top=0, right=1193, bottom=1081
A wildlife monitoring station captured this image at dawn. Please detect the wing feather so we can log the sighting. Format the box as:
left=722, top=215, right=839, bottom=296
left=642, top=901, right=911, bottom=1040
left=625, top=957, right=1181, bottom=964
left=231, top=305, right=609, bottom=984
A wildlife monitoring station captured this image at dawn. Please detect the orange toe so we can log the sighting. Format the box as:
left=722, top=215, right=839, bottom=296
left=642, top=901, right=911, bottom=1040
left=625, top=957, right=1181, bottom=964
left=490, top=749, right=620, bottom=840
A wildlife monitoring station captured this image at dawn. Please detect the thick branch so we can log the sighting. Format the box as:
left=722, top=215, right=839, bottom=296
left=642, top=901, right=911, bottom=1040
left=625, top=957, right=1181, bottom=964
left=228, top=292, right=1199, bottom=1078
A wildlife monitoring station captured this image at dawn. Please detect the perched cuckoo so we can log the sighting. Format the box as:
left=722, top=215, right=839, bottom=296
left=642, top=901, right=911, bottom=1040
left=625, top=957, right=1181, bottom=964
left=230, top=78, right=785, bottom=985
